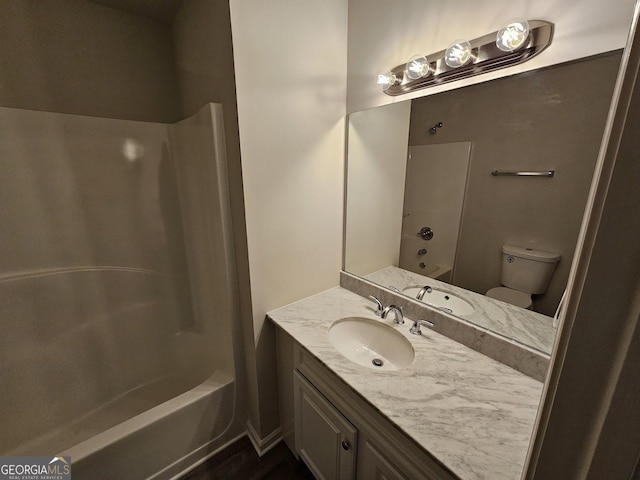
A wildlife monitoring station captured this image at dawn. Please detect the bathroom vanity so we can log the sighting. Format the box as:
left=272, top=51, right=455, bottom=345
left=269, top=287, right=544, bottom=480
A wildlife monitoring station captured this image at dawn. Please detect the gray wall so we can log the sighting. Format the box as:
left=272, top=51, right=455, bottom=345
left=409, top=52, right=621, bottom=316
left=0, top=0, right=180, bottom=122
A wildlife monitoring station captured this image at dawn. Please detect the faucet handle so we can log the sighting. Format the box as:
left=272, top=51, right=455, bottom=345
left=368, top=295, right=383, bottom=316
left=409, top=319, right=435, bottom=336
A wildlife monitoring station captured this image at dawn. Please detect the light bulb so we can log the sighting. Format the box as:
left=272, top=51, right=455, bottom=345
left=444, top=40, right=472, bottom=68
left=405, top=55, right=431, bottom=80
left=496, top=19, right=530, bottom=52
left=376, top=70, right=397, bottom=89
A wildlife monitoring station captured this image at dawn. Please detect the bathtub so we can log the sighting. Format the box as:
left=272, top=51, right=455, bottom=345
left=61, top=371, right=237, bottom=480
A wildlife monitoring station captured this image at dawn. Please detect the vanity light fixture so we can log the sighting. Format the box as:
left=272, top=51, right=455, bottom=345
left=376, top=70, right=398, bottom=89
left=496, top=19, right=530, bottom=52
left=378, top=19, right=553, bottom=96
left=405, top=55, right=431, bottom=79
left=444, top=40, right=473, bottom=68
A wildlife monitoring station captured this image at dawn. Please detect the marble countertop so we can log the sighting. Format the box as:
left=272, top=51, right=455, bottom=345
left=268, top=286, right=544, bottom=480
left=365, top=266, right=557, bottom=355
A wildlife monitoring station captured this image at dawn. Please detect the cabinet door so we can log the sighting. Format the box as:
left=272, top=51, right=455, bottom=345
left=357, top=438, right=408, bottom=480
left=294, top=371, right=357, bottom=480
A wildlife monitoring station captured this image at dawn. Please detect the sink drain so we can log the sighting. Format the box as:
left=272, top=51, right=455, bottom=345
left=372, top=358, right=384, bottom=367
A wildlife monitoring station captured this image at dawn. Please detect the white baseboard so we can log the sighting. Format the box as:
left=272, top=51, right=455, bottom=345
left=247, top=422, right=283, bottom=457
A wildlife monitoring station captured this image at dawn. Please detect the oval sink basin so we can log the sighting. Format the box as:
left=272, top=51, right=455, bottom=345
left=328, top=317, right=415, bottom=371
left=403, top=286, right=475, bottom=317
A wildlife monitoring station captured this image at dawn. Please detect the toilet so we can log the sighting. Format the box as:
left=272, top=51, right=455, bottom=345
left=486, top=244, right=561, bottom=310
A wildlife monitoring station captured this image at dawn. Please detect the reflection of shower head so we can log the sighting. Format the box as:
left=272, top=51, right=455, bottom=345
left=429, top=122, right=443, bottom=134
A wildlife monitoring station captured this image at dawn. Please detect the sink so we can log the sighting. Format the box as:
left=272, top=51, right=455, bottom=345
left=328, top=317, right=415, bottom=371
left=402, top=286, right=475, bottom=316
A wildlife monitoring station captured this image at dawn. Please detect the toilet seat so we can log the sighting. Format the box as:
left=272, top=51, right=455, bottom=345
left=486, top=287, right=533, bottom=310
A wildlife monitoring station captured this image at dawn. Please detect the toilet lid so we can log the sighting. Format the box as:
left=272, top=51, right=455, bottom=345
left=486, top=287, right=532, bottom=309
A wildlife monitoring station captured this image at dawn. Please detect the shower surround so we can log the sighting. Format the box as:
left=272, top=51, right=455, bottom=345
left=0, top=103, right=241, bottom=478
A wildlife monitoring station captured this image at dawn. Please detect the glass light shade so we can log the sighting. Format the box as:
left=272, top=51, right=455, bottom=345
left=444, top=40, right=472, bottom=68
left=496, top=20, right=530, bottom=52
left=405, top=55, right=431, bottom=80
left=376, top=70, right=397, bottom=89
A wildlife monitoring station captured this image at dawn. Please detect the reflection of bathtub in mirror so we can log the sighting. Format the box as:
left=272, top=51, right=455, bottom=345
left=366, top=266, right=556, bottom=355
left=402, top=263, right=451, bottom=282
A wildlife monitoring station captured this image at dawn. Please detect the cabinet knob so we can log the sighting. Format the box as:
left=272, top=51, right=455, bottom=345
left=341, top=440, right=350, bottom=451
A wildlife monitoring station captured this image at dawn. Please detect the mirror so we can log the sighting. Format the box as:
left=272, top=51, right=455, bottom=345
left=344, top=52, right=621, bottom=355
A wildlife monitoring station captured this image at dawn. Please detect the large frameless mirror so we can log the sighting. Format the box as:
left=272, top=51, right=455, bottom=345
left=344, top=51, right=621, bottom=355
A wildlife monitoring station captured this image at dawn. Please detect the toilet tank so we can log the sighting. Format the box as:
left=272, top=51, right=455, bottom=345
left=500, top=245, right=561, bottom=294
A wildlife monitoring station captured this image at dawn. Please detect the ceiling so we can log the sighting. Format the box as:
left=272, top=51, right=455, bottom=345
left=88, top=0, right=183, bottom=24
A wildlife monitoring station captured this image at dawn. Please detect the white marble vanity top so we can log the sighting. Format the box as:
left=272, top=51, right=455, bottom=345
left=366, top=266, right=556, bottom=354
left=268, top=286, right=544, bottom=480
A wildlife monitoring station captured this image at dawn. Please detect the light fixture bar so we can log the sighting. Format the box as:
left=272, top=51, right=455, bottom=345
left=383, top=20, right=553, bottom=96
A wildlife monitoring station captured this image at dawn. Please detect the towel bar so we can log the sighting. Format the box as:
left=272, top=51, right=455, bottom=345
left=491, top=170, right=555, bottom=177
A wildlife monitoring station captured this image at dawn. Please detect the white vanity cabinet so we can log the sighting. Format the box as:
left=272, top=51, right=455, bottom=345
left=276, top=327, right=457, bottom=480
left=357, top=437, right=411, bottom=480
left=294, top=371, right=357, bottom=480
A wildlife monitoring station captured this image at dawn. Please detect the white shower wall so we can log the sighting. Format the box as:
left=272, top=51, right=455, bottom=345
left=0, top=105, right=237, bottom=458
left=399, top=143, right=471, bottom=278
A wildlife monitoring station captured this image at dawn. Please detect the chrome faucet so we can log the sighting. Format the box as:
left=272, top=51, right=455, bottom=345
left=381, top=305, right=404, bottom=324
left=409, top=319, right=435, bottom=335
left=416, top=285, right=432, bottom=300
left=368, top=295, right=383, bottom=316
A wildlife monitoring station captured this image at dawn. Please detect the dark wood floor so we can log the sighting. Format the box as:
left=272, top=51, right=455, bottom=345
left=179, top=436, right=315, bottom=480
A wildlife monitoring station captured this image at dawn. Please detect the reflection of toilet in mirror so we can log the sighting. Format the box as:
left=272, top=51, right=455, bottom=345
left=486, top=244, right=561, bottom=310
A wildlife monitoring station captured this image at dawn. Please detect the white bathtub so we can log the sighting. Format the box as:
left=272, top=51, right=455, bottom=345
left=61, top=371, right=236, bottom=480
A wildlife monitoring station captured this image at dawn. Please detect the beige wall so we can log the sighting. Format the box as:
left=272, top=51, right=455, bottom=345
left=230, top=0, right=348, bottom=438
left=347, top=0, right=635, bottom=113
left=0, top=0, right=179, bottom=122
left=407, top=53, right=620, bottom=316
left=345, top=101, right=411, bottom=276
